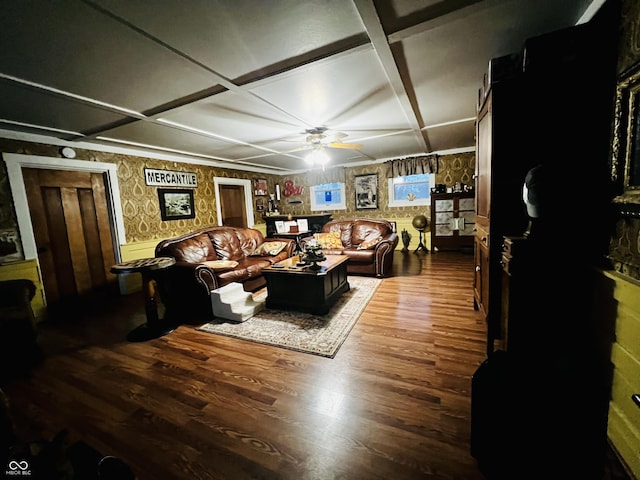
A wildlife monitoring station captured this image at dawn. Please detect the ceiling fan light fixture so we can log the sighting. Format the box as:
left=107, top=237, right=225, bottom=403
left=305, top=146, right=330, bottom=167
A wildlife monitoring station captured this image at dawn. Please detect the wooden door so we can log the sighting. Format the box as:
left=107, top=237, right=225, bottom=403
left=219, top=184, right=247, bottom=227
left=23, top=168, right=118, bottom=317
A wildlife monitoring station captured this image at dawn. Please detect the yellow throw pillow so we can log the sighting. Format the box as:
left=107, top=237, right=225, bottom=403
left=314, top=231, right=343, bottom=249
left=357, top=235, right=383, bottom=250
left=250, top=241, right=287, bottom=256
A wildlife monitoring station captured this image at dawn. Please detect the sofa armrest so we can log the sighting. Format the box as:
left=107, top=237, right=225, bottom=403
left=376, top=232, right=398, bottom=251
left=193, top=264, right=221, bottom=292
left=372, top=233, right=398, bottom=278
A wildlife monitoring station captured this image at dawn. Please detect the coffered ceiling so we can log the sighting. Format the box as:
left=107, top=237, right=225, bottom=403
left=0, top=0, right=599, bottom=174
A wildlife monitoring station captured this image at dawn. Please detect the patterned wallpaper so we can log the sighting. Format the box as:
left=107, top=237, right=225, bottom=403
left=0, top=139, right=276, bottom=243
left=274, top=152, right=475, bottom=221
left=0, top=138, right=474, bottom=251
left=608, top=0, right=640, bottom=281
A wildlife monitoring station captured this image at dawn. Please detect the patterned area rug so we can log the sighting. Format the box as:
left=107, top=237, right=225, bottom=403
left=197, top=276, right=381, bottom=358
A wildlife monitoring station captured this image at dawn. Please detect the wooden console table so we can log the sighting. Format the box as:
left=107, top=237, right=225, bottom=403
left=110, top=257, right=176, bottom=342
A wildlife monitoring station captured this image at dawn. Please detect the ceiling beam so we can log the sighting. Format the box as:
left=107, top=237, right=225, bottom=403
left=353, top=0, right=428, bottom=152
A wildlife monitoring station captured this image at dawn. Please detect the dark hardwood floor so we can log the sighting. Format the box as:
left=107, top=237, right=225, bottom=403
left=1, top=251, right=632, bottom=479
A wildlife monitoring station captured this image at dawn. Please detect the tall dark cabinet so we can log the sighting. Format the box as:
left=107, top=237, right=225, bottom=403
left=471, top=2, right=621, bottom=478
left=473, top=69, right=533, bottom=350
left=474, top=8, right=618, bottom=353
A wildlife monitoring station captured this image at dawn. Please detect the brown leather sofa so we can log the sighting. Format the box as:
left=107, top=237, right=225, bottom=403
left=155, top=226, right=295, bottom=320
left=318, top=219, right=398, bottom=278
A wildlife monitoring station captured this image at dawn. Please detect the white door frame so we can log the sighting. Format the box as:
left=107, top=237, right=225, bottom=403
left=4, top=153, right=126, bottom=262
left=213, top=177, right=254, bottom=227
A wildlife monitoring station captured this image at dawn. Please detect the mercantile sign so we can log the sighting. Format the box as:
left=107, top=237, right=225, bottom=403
left=144, top=168, right=198, bottom=188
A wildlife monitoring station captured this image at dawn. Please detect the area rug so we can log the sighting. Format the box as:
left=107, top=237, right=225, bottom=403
left=197, top=276, right=381, bottom=358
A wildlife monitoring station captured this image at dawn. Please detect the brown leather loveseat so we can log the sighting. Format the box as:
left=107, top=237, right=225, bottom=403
left=316, top=219, right=398, bottom=278
left=155, top=226, right=295, bottom=320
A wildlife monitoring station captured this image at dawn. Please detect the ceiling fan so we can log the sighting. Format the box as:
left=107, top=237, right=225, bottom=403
left=303, top=126, right=362, bottom=150
left=285, top=127, right=362, bottom=168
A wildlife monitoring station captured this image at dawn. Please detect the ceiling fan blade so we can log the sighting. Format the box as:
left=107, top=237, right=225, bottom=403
left=282, top=145, right=312, bottom=154
left=328, top=142, right=362, bottom=149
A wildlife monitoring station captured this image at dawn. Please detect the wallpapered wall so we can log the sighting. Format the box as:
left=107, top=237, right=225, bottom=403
left=269, top=152, right=474, bottom=221
left=0, top=138, right=474, bottom=248
left=608, top=0, right=640, bottom=281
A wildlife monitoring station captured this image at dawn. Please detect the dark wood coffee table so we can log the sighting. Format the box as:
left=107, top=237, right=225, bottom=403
left=262, top=255, right=349, bottom=315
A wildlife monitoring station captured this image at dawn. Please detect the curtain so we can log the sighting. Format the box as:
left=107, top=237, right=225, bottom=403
left=385, top=154, right=439, bottom=178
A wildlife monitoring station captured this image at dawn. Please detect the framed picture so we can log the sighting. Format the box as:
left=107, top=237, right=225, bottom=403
left=256, top=197, right=266, bottom=212
left=389, top=221, right=397, bottom=233
left=297, top=218, right=309, bottom=232
left=612, top=65, right=640, bottom=217
left=254, top=178, right=268, bottom=196
left=158, top=188, right=195, bottom=221
left=355, top=173, right=378, bottom=210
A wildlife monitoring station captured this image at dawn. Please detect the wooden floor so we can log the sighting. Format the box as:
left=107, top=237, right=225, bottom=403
left=0, top=251, right=631, bottom=479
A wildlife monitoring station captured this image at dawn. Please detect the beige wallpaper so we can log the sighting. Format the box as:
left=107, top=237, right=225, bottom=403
left=273, top=152, right=475, bottom=221
left=0, top=139, right=474, bottom=251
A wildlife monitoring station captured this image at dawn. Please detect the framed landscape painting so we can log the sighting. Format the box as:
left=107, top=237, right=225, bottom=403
left=158, top=188, right=195, bottom=220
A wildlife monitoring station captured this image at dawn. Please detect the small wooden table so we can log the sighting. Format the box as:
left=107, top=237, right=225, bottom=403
left=110, top=257, right=176, bottom=342
left=262, top=255, right=349, bottom=315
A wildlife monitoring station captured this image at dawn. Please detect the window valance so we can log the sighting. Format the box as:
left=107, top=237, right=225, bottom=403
left=386, top=155, right=439, bottom=178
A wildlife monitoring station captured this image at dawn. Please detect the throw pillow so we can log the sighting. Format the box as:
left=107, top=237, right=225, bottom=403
left=313, top=231, right=343, bottom=249
left=249, top=241, right=287, bottom=256
left=202, top=260, right=239, bottom=271
left=357, top=235, right=383, bottom=250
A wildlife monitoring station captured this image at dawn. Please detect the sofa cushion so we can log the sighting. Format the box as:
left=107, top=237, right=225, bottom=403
left=314, top=231, right=343, bottom=249
left=343, top=248, right=376, bottom=264
left=249, top=241, right=288, bottom=256
left=236, top=228, right=265, bottom=256
left=352, top=220, right=391, bottom=245
left=164, top=233, right=217, bottom=263
left=323, top=223, right=353, bottom=248
left=357, top=235, right=383, bottom=250
left=209, top=227, right=244, bottom=261
left=201, top=260, right=239, bottom=271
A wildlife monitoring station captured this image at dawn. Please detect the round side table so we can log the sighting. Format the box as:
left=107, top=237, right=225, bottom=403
left=110, top=257, right=176, bottom=342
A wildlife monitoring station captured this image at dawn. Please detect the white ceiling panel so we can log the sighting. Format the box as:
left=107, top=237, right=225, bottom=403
left=0, top=0, right=219, bottom=113
left=99, top=0, right=368, bottom=81
left=0, top=81, right=130, bottom=137
left=249, top=48, right=414, bottom=131
left=0, top=0, right=603, bottom=174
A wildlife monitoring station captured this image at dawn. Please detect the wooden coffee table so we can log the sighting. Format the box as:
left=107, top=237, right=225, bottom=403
left=262, top=255, right=349, bottom=315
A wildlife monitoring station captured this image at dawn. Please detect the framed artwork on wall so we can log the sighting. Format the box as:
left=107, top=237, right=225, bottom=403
left=158, top=188, right=195, bottom=221
left=256, top=197, right=266, bottom=212
left=254, top=178, right=268, bottom=196
left=612, top=65, right=640, bottom=217
left=355, top=173, right=378, bottom=210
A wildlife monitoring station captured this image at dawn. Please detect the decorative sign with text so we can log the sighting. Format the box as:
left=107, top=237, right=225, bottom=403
left=282, top=179, right=303, bottom=197
left=144, top=168, right=197, bottom=188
